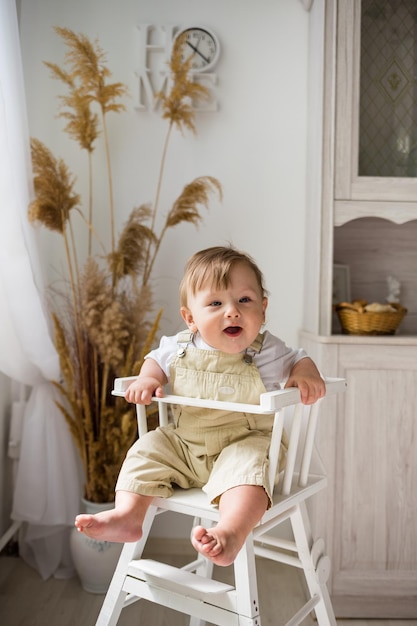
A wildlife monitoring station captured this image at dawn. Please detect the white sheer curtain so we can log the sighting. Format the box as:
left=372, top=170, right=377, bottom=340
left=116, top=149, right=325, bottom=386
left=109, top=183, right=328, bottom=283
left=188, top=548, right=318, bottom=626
left=0, top=0, right=81, bottom=579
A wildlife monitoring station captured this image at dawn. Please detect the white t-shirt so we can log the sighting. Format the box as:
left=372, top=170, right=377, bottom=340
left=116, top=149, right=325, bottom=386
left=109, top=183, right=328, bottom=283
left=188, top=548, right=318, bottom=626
left=146, top=330, right=307, bottom=392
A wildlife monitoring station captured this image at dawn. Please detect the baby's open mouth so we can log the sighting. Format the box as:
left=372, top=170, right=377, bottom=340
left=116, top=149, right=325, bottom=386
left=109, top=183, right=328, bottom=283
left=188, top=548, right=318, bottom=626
left=224, top=326, right=242, bottom=336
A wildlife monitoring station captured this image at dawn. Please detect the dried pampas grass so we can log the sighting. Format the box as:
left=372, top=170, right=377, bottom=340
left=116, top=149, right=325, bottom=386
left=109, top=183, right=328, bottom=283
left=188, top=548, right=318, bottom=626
left=29, top=27, right=221, bottom=502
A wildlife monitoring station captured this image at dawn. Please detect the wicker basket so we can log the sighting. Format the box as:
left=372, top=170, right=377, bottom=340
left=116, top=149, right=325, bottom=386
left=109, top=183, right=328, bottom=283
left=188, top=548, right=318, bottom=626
left=335, top=301, right=407, bottom=335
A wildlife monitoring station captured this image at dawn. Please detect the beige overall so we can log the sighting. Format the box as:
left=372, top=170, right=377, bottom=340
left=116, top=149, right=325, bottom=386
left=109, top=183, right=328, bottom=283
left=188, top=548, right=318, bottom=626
left=116, top=333, right=286, bottom=506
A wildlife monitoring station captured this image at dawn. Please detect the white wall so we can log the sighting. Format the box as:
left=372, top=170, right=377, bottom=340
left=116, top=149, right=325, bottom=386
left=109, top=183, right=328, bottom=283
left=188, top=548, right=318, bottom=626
left=18, top=0, right=310, bottom=348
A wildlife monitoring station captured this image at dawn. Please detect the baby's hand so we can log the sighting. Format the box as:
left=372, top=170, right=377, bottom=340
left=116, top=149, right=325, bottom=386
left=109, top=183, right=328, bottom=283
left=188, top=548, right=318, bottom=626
left=285, top=374, right=325, bottom=405
left=285, top=357, right=326, bottom=405
left=124, top=376, right=164, bottom=405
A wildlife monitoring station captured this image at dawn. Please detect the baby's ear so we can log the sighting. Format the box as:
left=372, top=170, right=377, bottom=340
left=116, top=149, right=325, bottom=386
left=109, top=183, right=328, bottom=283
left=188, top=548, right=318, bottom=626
left=262, top=297, right=268, bottom=320
left=180, top=306, right=196, bottom=331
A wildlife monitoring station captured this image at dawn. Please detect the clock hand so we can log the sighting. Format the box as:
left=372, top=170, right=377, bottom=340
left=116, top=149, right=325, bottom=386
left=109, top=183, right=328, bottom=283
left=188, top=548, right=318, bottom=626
left=185, top=41, right=210, bottom=64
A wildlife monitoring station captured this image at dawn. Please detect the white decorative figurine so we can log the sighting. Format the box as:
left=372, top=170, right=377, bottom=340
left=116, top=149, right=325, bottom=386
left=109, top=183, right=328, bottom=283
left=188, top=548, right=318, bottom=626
left=386, top=275, right=401, bottom=303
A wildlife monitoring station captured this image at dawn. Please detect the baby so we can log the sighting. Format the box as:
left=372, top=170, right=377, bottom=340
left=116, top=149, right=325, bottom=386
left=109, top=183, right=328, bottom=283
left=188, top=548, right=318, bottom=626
left=75, top=246, right=325, bottom=566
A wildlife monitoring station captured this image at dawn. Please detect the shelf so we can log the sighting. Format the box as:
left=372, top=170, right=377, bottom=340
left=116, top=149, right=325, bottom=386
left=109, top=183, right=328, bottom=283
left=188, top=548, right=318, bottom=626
left=301, top=330, right=417, bottom=346
left=334, top=200, right=417, bottom=226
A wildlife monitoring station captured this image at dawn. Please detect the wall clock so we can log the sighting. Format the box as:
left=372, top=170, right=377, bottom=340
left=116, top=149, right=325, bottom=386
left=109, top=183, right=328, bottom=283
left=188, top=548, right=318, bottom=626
left=174, top=27, right=220, bottom=72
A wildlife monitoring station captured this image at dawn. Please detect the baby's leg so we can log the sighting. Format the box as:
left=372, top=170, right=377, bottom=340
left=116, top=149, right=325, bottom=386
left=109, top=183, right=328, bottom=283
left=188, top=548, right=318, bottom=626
left=75, top=490, right=153, bottom=543
left=191, top=485, right=268, bottom=567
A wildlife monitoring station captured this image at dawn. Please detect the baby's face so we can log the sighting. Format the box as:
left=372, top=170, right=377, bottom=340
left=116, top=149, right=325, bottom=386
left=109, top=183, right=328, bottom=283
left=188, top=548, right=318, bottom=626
left=180, top=262, right=267, bottom=353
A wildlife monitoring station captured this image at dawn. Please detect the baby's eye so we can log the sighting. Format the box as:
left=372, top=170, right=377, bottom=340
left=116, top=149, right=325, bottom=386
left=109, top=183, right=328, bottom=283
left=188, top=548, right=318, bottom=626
left=209, top=301, right=222, bottom=307
left=239, top=296, right=251, bottom=303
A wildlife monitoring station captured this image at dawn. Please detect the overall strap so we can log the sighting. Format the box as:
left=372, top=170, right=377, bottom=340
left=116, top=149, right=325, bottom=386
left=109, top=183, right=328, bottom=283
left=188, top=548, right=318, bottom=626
left=243, top=332, right=264, bottom=364
left=249, top=332, right=264, bottom=353
left=177, top=330, right=194, bottom=344
left=176, top=330, right=194, bottom=358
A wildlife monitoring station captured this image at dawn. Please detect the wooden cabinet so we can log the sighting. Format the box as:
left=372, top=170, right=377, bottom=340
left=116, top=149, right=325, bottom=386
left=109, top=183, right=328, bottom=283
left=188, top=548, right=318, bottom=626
left=301, top=333, right=417, bottom=617
left=302, top=0, right=417, bottom=617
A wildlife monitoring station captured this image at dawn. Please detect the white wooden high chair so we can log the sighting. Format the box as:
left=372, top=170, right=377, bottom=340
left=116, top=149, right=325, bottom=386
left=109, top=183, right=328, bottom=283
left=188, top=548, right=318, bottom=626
left=96, top=377, right=346, bottom=626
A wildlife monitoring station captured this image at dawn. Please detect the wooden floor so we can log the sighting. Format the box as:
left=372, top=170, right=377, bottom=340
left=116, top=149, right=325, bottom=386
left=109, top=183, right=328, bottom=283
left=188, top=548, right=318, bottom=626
left=1, top=549, right=416, bottom=626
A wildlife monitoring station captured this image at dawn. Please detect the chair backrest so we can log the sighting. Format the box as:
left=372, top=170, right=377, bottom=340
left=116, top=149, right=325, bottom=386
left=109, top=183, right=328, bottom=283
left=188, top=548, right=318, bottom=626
left=112, top=377, right=346, bottom=499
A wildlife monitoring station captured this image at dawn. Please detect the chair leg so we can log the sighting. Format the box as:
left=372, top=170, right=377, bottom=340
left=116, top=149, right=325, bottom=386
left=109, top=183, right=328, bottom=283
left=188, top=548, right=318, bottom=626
left=290, top=503, right=336, bottom=626
left=188, top=535, right=260, bottom=626
left=233, top=535, right=261, bottom=625
left=188, top=554, right=214, bottom=626
left=95, top=506, right=158, bottom=626
left=95, top=541, right=136, bottom=626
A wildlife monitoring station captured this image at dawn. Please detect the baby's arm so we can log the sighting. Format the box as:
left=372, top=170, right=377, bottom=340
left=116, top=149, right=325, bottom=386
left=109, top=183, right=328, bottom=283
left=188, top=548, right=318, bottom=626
left=124, top=358, right=168, bottom=405
left=285, top=357, right=325, bottom=405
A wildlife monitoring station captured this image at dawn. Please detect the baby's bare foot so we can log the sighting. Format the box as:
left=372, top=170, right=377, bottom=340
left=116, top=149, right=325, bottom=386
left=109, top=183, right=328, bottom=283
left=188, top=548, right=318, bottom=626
left=191, top=524, right=243, bottom=567
left=75, top=509, right=143, bottom=543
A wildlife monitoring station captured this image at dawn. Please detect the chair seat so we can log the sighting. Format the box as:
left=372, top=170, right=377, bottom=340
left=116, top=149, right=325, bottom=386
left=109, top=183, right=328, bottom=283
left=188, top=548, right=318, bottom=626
left=153, top=472, right=326, bottom=524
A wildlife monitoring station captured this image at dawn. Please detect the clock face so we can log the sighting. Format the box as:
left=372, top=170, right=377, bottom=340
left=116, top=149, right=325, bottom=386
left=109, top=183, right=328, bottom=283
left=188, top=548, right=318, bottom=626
left=175, top=27, right=220, bottom=72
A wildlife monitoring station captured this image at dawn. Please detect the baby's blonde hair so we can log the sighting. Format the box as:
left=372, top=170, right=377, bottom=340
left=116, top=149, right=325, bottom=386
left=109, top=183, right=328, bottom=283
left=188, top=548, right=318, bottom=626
left=179, top=246, right=267, bottom=307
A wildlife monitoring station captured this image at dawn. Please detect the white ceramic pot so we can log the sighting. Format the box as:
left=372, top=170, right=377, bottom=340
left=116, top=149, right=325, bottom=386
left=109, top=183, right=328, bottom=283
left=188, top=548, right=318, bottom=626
left=70, top=498, right=123, bottom=594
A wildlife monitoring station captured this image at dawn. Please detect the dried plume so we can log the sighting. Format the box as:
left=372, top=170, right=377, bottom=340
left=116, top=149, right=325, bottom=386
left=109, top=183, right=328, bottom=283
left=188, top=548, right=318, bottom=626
left=29, top=138, right=80, bottom=233
left=44, top=61, right=99, bottom=152
left=30, top=27, right=221, bottom=502
left=53, top=27, right=128, bottom=115
left=108, top=205, right=156, bottom=281
left=167, top=176, right=223, bottom=228
left=158, top=33, right=210, bottom=134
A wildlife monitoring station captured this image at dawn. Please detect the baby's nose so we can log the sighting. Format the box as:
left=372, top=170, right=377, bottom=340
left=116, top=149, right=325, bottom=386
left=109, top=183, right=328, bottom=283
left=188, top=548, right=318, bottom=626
left=226, top=303, right=240, bottom=317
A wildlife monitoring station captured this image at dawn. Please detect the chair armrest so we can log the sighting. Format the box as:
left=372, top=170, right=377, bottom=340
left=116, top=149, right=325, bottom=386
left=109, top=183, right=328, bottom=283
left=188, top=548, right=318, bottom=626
left=112, top=376, right=138, bottom=394
left=112, top=377, right=346, bottom=412
left=259, top=377, right=346, bottom=410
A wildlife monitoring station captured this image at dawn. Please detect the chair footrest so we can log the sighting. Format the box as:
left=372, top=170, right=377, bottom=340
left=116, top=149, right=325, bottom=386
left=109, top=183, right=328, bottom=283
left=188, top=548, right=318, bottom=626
left=127, top=559, right=234, bottom=596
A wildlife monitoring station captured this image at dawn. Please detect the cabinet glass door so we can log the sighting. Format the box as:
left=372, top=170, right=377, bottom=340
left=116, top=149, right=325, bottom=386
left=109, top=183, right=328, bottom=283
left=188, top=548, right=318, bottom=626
left=335, top=0, right=417, bottom=209
left=359, top=0, right=417, bottom=178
